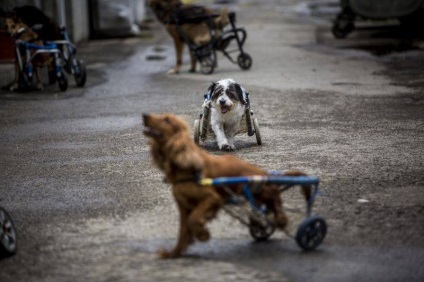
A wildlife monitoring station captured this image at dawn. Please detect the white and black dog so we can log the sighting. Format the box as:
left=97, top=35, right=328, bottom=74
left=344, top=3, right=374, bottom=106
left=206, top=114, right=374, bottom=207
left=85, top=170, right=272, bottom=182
left=203, top=78, right=249, bottom=150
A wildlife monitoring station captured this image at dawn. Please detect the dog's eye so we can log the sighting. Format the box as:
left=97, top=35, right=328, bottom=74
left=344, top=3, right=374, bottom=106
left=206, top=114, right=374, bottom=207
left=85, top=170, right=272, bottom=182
left=164, top=117, right=171, bottom=124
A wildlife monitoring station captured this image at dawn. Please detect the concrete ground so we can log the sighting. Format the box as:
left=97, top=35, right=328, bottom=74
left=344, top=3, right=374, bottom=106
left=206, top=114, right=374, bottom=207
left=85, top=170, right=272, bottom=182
left=0, top=0, right=423, bottom=281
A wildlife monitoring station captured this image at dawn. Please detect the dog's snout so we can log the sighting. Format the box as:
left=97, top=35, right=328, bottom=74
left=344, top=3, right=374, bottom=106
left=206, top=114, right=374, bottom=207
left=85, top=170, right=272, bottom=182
left=219, top=99, right=226, bottom=105
left=142, top=114, right=150, bottom=124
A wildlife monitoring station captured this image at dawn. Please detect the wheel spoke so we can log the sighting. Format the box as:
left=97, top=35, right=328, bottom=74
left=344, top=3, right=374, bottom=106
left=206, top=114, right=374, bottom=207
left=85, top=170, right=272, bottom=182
left=1, top=233, right=10, bottom=247
left=4, top=220, right=12, bottom=229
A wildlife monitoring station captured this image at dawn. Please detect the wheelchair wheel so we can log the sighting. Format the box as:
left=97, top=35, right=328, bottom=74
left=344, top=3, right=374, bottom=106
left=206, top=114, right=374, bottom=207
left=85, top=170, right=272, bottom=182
left=253, top=117, right=262, bottom=145
left=332, top=14, right=354, bottom=39
left=193, top=119, right=200, bottom=144
left=200, top=106, right=211, bottom=141
left=73, top=60, right=87, bottom=87
left=237, top=53, right=252, bottom=70
left=57, top=72, right=68, bottom=92
left=0, top=207, right=17, bottom=258
left=199, top=51, right=216, bottom=75
left=249, top=218, right=275, bottom=241
left=295, top=215, right=327, bottom=251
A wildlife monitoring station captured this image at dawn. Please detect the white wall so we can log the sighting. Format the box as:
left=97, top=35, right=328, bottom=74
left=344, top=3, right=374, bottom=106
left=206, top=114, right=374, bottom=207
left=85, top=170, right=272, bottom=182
left=70, top=0, right=89, bottom=43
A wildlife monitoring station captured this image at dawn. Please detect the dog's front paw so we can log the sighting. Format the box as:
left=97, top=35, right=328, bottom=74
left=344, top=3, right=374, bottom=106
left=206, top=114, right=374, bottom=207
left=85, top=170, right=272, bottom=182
left=220, top=144, right=235, bottom=151
left=157, top=248, right=180, bottom=259
left=167, top=67, right=179, bottom=75
left=194, top=228, right=210, bottom=242
left=274, top=214, right=288, bottom=230
left=35, top=82, right=44, bottom=91
left=9, top=82, right=19, bottom=92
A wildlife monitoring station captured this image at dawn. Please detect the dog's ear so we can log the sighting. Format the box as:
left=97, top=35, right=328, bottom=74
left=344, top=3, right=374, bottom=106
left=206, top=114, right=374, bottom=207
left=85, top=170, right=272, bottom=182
left=208, top=82, right=218, bottom=100
left=204, top=82, right=215, bottom=101
left=148, top=140, right=166, bottom=170
left=166, top=134, right=204, bottom=170
left=234, top=83, right=247, bottom=105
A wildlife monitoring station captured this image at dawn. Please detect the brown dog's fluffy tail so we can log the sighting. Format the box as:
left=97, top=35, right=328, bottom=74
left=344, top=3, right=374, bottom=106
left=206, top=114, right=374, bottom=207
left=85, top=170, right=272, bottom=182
left=214, top=8, right=229, bottom=30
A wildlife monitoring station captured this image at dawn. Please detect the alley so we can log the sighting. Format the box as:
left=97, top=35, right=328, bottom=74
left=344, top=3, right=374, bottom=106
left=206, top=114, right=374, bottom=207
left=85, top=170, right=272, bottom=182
left=1, top=1, right=423, bottom=281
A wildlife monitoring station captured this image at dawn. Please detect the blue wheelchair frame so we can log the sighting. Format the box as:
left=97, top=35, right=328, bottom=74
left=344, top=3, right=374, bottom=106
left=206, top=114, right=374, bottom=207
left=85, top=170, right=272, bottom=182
left=14, top=39, right=68, bottom=91
left=199, top=174, right=320, bottom=216
left=198, top=173, right=327, bottom=251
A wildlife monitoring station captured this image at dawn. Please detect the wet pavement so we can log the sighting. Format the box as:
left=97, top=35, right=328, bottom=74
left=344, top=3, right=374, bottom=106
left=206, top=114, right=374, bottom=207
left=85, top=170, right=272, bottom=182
left=1, top=0, right=424, bottom=281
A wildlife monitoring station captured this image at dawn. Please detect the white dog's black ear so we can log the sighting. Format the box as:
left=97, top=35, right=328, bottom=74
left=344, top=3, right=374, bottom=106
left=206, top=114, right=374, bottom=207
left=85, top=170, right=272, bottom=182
left=234, top=83, right=248, bottom=105
left=207, top=82, right=217, bottom=100
left=204, top=82, right=216, bottom=101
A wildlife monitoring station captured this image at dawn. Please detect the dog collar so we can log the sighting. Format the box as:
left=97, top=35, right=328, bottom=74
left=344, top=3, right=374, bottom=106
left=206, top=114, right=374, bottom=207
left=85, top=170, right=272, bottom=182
left=12, top=27, right=39, bottom=43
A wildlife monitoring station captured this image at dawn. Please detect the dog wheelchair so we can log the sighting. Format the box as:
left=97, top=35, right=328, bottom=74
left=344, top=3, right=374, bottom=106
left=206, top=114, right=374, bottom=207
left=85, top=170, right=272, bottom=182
left=199, top=174, right=327, bottom=251
left=193, top=90, right=262, bottom=146
left=14, top=38, right=68, bottom=92
left=11, top=25, right=86, bottom=92
left=51, top=26, right=87, bottom=87
left=174, top=9, right=252, bottom=74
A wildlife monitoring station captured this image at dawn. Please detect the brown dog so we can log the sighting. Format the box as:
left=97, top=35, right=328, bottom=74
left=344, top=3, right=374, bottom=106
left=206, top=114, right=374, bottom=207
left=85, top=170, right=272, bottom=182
left=147, top=0, right=228, bottom=74
left=5, top=17, right=52, bottom=91
left=143, top=113, right=311, bottom=258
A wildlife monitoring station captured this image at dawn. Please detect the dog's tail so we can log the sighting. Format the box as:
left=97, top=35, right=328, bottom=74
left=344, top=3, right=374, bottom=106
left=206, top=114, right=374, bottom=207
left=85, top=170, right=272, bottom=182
left=281, top=170, right=312, bottom=202
left=214, top=8, right=229, bottom=30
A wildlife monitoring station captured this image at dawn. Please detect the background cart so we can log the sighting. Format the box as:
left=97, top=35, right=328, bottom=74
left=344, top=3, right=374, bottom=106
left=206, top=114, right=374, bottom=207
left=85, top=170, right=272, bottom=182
left=174, top=9, right=252, bottom=74
left=332, top=0, right=424, bottom=38
left=13, top=39, right=68, bottom=92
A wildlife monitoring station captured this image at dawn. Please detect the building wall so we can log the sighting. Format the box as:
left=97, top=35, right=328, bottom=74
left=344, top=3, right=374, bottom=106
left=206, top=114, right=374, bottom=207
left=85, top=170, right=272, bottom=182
left=1, top=0, right=147, bottom=43
left=0, top=0, right=90, bottom=43
left=70, top=0, right=89, bottom=43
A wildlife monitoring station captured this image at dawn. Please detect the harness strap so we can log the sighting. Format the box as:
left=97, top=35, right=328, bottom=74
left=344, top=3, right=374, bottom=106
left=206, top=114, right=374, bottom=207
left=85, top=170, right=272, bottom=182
left=165, top=169, right=202, bottom=185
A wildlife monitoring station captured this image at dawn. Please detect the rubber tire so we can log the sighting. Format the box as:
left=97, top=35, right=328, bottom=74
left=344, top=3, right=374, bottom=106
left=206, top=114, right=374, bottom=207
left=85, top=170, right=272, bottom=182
left=0, top=207, right=17, bottom=258
left=200, top=107, right=210, bottom=141
left=57, top=72, right=68, bottom=92
left=249, top=218, right=275, bottom=242
left=193, top=119, right=200, bottom=144
left=199, top=51, right=216, bottom=75
left=332, top=17, right=354, bottom=39
left=253, top=117, right=262, bottom=145
left=295, top=215, right=327, bottom=251
left=74, top=60, right=87, bottom=87
left=237, top=53, right=252, bottom=70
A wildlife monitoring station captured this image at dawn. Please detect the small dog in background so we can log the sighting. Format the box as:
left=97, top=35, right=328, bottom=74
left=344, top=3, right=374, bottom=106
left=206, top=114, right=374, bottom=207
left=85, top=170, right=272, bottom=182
left=12, top=5, right=62, bottom=41
left=4, top=17, right=52, bottom=91
left=147, top=0, right=229, bottom=74
left=203, top=78, right=249, bottom=151
left=143, top=113, right=312, bottom=258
